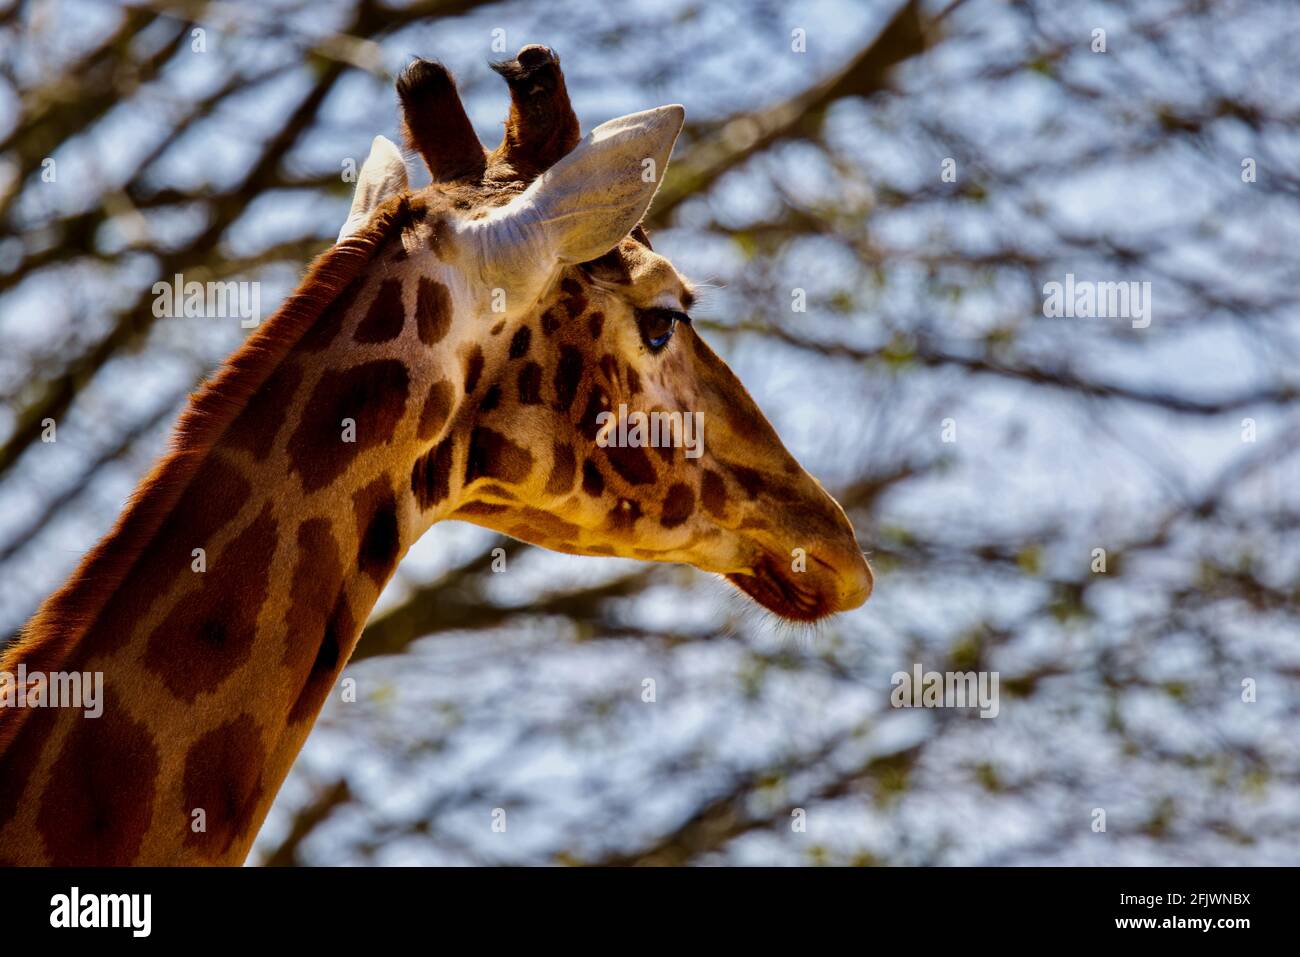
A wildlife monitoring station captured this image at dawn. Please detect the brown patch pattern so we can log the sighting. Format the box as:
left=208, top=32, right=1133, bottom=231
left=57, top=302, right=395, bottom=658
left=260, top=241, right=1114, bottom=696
left=517, top=362, right=542, bottom=404
left=418, top=379, right=454, bottom=440
left=559, top=276, right=587, bottom=318
left=546, top=442, right=576, bottom=494
left=412, top=437, right=455, bottom=509
left=660, top=482, right=695, bottom=528
left=465, top=427, right=534, bottom=485
left=354, top=475, right=400, bottom=587
left=0, top=708, right=55, bottom=833
left=282, top=519, right=345, bottom=681
left=508, top=325, right=531, bottom=359
left=701, top=469, right=728, bottom=518
left=463, top=345, right=485, bottom=394
left=287, top=359, right=410, bottom=493
left=226, top=360, right=304, bottom=461
left=553, top=346, right=583, bottom=412
left=353, top=278, right=405, bottom=343
left=86, top=455, right=253, bottom=660
left=142, top=504, right=279, bottom=702
left=36, top=688, right=160, bottom=865
left=728, top=464, right=764, bottom=499
left=415, top=276, right=452, bottom=345
left=181, top=714, right=266, bottom=857
left=514, top=507, right=580, bottom=540
left=582, top=459, right=605, bottom=497
left=288, top=590, right=353, bottom=725
left=603, top=444, right=656, bottom=486
left=608, top=497, right=642, bottom=533
left=301, top=278, right=364, bottom=352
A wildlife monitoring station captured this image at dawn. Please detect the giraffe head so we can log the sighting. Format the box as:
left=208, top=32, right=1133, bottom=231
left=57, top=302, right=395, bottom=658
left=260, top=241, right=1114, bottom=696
left=341, top=47, right=872, bottom=621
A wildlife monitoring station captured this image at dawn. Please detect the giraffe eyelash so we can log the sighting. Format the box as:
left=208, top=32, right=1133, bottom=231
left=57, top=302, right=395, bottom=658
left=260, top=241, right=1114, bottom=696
left=635, top=307, right=689, bottom=352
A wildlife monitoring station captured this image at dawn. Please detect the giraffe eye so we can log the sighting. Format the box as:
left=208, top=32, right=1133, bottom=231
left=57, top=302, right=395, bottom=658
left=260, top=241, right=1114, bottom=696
left=637, top=308, right=687, bottom=353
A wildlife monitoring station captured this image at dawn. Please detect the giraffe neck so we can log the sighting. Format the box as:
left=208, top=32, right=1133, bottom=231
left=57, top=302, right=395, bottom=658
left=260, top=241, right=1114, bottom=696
left=0, top=202, right=457, bottom=864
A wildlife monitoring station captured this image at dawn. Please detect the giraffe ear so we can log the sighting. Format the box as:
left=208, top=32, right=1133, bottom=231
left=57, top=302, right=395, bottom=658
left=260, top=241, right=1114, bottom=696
left=338, top=135, right=410, bottom=242
left=476, top=105, right=685, bottom=269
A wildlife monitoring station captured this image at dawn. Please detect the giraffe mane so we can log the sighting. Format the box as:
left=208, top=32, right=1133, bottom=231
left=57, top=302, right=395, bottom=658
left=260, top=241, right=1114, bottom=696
left=0, top=194, right=413, bottom=759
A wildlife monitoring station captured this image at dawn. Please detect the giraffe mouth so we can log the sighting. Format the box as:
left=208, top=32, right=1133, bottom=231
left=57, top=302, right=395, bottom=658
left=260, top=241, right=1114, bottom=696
left=725, top=554, right=834, bottom=622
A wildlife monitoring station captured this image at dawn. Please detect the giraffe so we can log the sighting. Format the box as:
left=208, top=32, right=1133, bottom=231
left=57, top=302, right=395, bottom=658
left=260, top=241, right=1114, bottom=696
left=0, top=46, right=871, bottom=865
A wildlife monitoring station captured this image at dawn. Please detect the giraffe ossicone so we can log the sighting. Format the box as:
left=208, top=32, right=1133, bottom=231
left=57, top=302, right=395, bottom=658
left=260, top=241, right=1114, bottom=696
left=0, top=46, right=871, bottom=866
left=338, top=134, right=408, bottom=242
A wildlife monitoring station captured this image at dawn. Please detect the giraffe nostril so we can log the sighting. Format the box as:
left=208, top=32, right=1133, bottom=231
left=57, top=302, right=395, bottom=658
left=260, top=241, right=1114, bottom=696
left=812, top=551, right=873, bottom=610
left=839, top=555, right=873, bottom=609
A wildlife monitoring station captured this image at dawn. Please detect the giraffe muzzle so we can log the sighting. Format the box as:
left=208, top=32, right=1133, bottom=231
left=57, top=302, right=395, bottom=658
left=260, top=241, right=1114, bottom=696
left=725, top=544, right=872, bottom=622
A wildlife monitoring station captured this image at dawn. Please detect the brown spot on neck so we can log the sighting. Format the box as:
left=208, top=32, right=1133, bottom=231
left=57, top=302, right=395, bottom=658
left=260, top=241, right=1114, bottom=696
left=418, top=378, right=454, bottom=440
left=465, top=427, right=534, bottom=485
left=287, top=359, right=410, bottom=493
left=142, top=503, right=279, bottom=702
left=660, top=482, right=695, bottom=528
left=354, top=475, right=400, bottom=587
left=552, top=346, right=582, bottom=412
left=226, top=361, right=304, bottom=461
left=701, top=469, right=727, bottom=518
left=87, top=453, right=253, bottom=661
left=415, top=276, right=452, bottom=345
left=181, top=714, right=267, bottom=859
left=36, top=687, right=160, bottom=865
left=546, top=442, right=576, bottom=495
left=603, top=444, right=656, bottom=486
left=289, top=589, right=353, bottom=725
left=353, top=278, right=406, bottom=343
left=463, top=345, right=485, bottom=394
left=582, top=459, right=605, bottom=497
left=412, top=436, right=455, bottom=510
left=517, top=362, right=543, bottom=404
left=301, top=278, right=365, bottom=353
left=559, top=276, right=587, bottom=318
left=508, top=324, right=532, bottom=359
left=282, top=518, right=345, bottom=679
